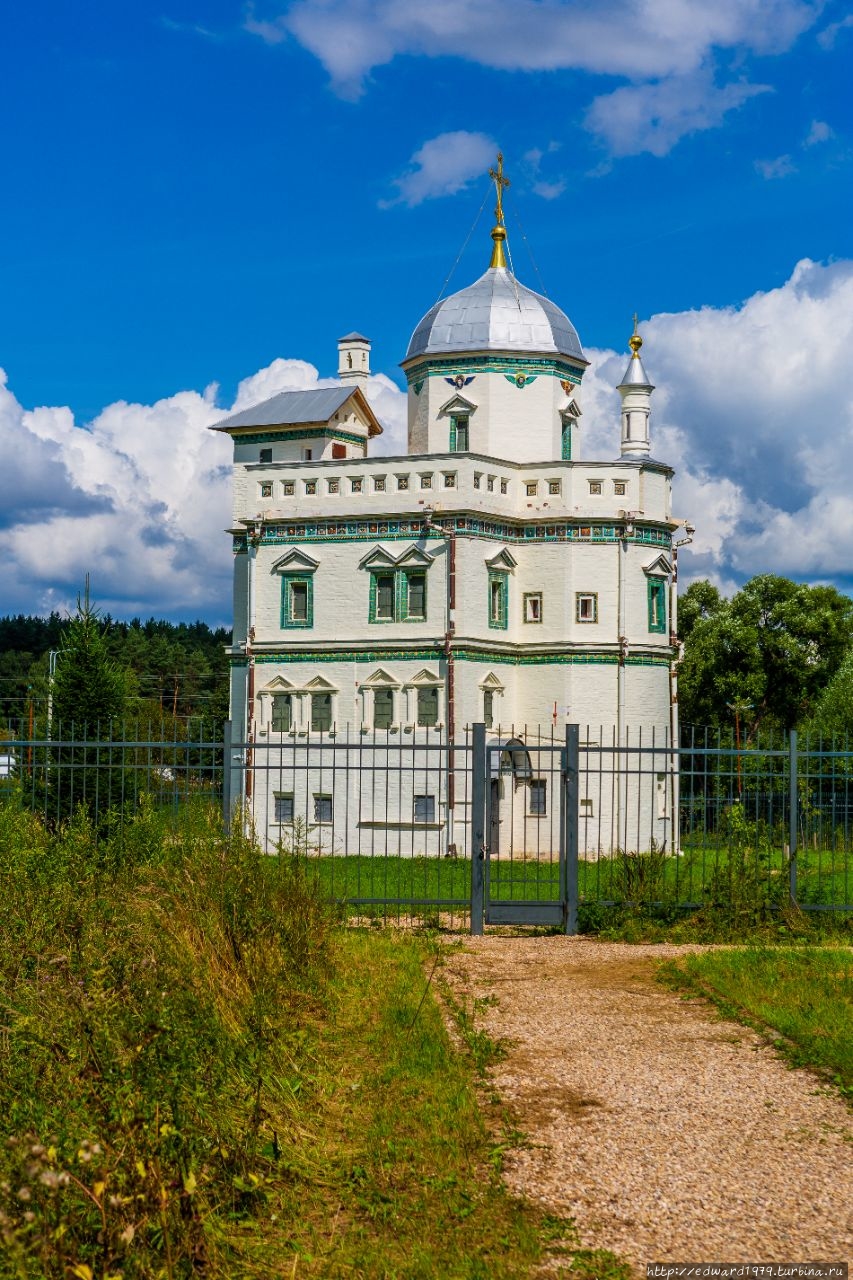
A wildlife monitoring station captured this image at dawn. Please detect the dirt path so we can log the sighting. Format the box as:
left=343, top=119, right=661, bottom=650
left=443, top=937, right=853, bottom=1276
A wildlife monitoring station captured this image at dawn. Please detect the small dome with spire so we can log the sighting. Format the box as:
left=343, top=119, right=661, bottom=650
left=618, top=316, right=654, bottom=389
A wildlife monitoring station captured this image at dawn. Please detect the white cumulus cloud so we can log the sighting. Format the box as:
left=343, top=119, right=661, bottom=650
left=246, top=0, right=820, bottom=154
left=382, top=131, right=497, bottom=207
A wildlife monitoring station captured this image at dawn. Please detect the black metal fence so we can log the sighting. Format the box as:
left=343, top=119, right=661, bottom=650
left=2, top=719, right=852, bottom=928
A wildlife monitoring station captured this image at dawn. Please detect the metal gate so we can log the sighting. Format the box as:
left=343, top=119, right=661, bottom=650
left=470, top=724, right=578, bottom=933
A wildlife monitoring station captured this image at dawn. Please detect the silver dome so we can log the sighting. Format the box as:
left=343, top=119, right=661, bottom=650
left=405, top=267, right=584, bottom=363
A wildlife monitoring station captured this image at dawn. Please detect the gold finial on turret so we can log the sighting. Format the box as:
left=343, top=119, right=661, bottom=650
left=629, top=312, right=643, bottom=358
left=488, top=151, right=511, bottom=268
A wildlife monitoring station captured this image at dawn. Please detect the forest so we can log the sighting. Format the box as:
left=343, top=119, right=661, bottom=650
left=0, top=612, right=231, bottom=734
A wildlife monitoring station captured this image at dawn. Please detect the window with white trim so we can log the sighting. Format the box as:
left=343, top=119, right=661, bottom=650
left=523, top=592, right=543, bottom=623
left=274, top=793, right=294, bottom=823
left=529, top=780, right=547, bottom=816
left=313, top=793, right=332, bottom=823
left=576, top=593, right=598, bottom=623
left=414, top=794, right=436, bottom=823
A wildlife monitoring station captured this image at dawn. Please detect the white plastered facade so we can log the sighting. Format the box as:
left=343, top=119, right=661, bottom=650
left=216, top=247, right=686, bottom=857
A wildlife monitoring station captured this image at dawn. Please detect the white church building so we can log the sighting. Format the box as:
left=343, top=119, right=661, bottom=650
left=214, top=160, right=687, bottom=857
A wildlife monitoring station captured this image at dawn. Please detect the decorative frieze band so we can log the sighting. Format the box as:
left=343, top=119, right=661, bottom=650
left=229, top=648, right=672, bottom=668
left=232, top=517, right=671, bottom=554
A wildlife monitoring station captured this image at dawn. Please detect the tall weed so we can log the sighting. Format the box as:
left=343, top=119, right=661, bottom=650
left=0, top=801, right=334, bottom=1278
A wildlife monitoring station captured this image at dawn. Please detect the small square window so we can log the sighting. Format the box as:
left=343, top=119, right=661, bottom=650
left=500, top=478, right=508, bottom=494
left=374, top=475, right=386, bottom=492
left=473, top=473, right=482, bottom=490
left=259, top=448, right=272, bottom=463
left=529, top=780, right=547, bottom=816
left=524, top=592, right=543, bottom=624
left=443, top=472, right=456, bottom=488
left=548, top=480, right=561, bottom=496
left=589, top=480, right=602, bottom=495
left=274, top=793, right=294, bottom=823
left=331, top=442, right=347, bottom=459
left=487, top=475, right=495, bottom=492
left=328, top=478, right=340, bottom=494
left=397, top=474, right=409, bottom=490
left=351, top=477, right=363, bottom=493
left=420, top=473, right=433, bottom=490
left=304, top=480, right=317, bottom=496
left=576, top=592, right=598, bottom=623
left=614, top=481, right=627, bottom=496
left=282, top=481, right=295, bottom=497
left=526, top=482, right=538, bottom=498
left=414, top=794, right=436, bottom=823
left=313, top=793, right=333, bottom=823
left=580, top=797, right=594, bottom=818
left=302, top=448, right=313, bottom=462
left=260, top=482, right=272, bottom=498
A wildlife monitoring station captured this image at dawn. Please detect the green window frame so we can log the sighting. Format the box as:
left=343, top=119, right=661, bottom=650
left=488, top=573, right=509, bottom=630
left=449, top=415, right=469, bottom=452
left=281, top=574, right=313, bottom=629
left=369, top=571, right=396, bottom=623
left=369, top=568, right=428, bottom=623
left=648, top=579, right=667, bottom=633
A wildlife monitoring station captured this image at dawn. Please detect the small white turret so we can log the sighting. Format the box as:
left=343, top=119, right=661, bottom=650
left=338, top=332, right=371, bottom=388
left=617, top=316, right=654, bottom=458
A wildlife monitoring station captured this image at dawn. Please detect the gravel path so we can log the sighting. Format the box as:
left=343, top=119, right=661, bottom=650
left=444, top=937, right=852, bottom=1276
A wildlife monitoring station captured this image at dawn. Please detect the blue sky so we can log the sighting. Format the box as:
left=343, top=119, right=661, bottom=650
left=1, top=0, right=852, bottom=622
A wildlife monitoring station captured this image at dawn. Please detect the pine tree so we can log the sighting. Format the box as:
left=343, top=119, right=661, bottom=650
left=52, top=578, right=126, bottom=735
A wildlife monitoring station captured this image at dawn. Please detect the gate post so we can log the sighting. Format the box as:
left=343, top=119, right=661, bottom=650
left=563, top=724, right=580, bottom=935
left=788, top=728, right=798, bottom=906
left=470, top=722, right=486, bottom=936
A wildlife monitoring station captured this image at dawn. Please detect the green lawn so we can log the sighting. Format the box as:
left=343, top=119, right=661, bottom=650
left=660, top=947, right=853, bottom=1096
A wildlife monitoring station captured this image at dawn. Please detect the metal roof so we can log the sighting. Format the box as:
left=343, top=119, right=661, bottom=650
left=405, top=266, right=585, bottom=363
left=213, top=386, right=360, bottom=432
left=338, top=331, right=370, bottom=343
left=618, top=353, right=654, bottom=389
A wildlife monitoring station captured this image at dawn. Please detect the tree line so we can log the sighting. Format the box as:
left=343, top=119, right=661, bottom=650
left=3, top=572, right=853, bottom=743
left=0, top=603, right=231, bottom=734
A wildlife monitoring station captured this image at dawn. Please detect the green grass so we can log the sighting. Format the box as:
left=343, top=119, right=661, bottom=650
left=0, top=797, right=630, bottom=1278
left=659, top=947, right=853, bottom=1097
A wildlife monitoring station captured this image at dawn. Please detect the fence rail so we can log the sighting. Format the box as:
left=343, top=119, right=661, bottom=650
left=2, top=720, right=852, bottom=928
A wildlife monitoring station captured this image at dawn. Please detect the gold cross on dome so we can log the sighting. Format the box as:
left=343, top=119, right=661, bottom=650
left=488, top=152, right=510, bottom=225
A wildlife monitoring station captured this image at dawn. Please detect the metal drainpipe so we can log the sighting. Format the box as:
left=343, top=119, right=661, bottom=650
left=425, top=512, right=457, bottom=853
left=617, top=528, right=627, bottom=847
left=669, top=524, right=694, bottom=855
left=245, top=523, right=258, bottom=801
left=445, top=527, right=457, bottom=852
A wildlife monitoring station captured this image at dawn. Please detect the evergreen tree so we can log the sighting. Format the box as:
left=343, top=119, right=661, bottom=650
left=52, top=580, right=127, bottom=735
